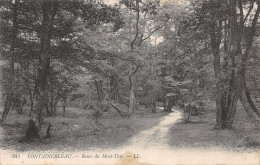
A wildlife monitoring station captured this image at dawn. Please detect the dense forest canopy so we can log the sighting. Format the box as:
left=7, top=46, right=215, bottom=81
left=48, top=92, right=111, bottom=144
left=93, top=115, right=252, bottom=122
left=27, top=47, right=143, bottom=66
left=0, top=0, right=260, bottom=146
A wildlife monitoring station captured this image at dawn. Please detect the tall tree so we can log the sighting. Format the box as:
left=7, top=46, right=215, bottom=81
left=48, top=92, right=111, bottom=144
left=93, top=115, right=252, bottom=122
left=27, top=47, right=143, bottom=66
left=26, top=0, right=58, bottom=139
left=234, top=0, right=260, bottom=128
left=192, top=0, right=260, bottom=128
left=1, top=0, right=18, bottom=123
left=23, top=0, right=124, bottom=138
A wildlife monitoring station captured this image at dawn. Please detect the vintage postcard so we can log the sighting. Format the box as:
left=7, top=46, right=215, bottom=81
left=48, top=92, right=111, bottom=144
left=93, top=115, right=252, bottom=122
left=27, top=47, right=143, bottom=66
left=0, top=0, right=260, bottom=164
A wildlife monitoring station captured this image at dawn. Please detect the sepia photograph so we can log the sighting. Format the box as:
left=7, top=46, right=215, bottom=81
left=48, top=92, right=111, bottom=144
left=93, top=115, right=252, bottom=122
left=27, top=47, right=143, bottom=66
left=0, top=0, right=260, bottom=164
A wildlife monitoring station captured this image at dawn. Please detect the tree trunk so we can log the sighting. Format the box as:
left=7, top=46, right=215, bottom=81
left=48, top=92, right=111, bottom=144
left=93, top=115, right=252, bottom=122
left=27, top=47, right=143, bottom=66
left=53, top=90, right=60, bottom=116
left=209, top=18, right=239, bottom=129
left=50, top=90, right=54, bottom=115
left=26, top=81, right=34, bottom=117
left=29, top=97, right=33, bottom=117
left=13, top=67, right=23, bottom=114
left=215, top=92, right=222, bottom=128
left=237, top=73, right=260, bottom=128
left=62, top=97, right=66, bottom=117
left=163, top=96, right=167, bottom=111
left=109, top=74, right=118, bottom=100
left=53, top=94, right=59, bottom=116
left=0, top=65, right=3, bottom=118
left=151, top=98, right=156, bottom=113
left=129, top=82, right=135, bottom=114
left=1, top=0, right=18, bottom=123
left=26, top=119, right=40, bottom=139
left=209, top=19, right=223, bottom=128
left=213, top=0, right=240, bottom=129
left=93, top=77, right=104, bottom=112
left=166, top=96, right=174, bottom=112
left=110, top=102, right=129, bottom=118
left=224, top=70, right=239, bottom=128
left=128, top=64, right=139, bottom=114
left=45, top=91, right=51, bottom=116
left=226, top=0, right=260, bottom=129
left=225, top=93, right=239, bottom=128
left=127, top=0, right=140, bottom=114
left=25, top=0, right=57, bottom=139
left=14, top=94, right=23, bottom=114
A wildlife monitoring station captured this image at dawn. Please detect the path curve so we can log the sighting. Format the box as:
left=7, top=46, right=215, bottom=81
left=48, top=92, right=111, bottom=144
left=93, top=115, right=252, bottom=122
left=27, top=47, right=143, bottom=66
left=123, top=108, right=182, bottom=150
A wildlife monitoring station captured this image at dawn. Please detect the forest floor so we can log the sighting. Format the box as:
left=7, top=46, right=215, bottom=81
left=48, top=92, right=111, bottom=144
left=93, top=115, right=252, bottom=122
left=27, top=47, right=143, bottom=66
left=0, top=106, right=168, bottom=151
left=1, top=102, right=260, bottom=164
left=1, top=101, right=260, bottom=152
left=168, top=101, right=260, bottom=152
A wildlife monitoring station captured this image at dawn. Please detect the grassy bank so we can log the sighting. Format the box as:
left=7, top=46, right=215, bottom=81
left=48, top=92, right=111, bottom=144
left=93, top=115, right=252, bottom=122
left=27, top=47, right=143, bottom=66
left=167, top=101, right=260, bottom=151
left=0, top=107, right=167, bottom=151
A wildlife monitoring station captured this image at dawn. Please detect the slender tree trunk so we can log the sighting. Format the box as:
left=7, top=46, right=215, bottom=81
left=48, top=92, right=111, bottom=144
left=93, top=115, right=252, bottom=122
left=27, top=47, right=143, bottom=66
left=53, top=95, right=59, bottom=116
left=14, top=93, right=23, bottom=114
left=1, top=0, right=18, bottom=123
left=25, top=77, right=34, bottom=116
left=53, top=99, right=57, bottom=116
left=210, top=20, right=222, bottom=128
left=109, top=74, right=118, bottom=100
left=53, top=92, right=59, bottom=116
left=128, top=65, right=140, bottom=114
left=50, top=90, right=54, bottom=115
left=0, top=61, right=5, bottom=116
left=93, top=77, right=104, bottom=111
left=130, top=0, right=139, bottom=50
left=62, top=97, right=66, bottom=117
left=14, top=67, right=23, bottom=114
left=23, top=61, right=34, bottom=117
left=151, top=98, right=156, bottom=113
left=129, top=78, right=135, bottom=114
left=44, top=80, right=51, bottom=116
left=45, top=92, right=51, bottom=116
left=29, top=95, right=33, bottom=117
left=163, top=96, right=167, bottom=111
left=127, top=0, right=140, bottom=114
left=87, top=93, right=91, bottom=110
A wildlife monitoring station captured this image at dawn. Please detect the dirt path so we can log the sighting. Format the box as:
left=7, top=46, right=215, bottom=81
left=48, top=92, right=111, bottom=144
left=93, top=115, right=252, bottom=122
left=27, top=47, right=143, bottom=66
left=123, top=108, right=182, bottom=150
left=1, top=107, right=259, bottom=165
left=114, top=107, right=259, bottom=165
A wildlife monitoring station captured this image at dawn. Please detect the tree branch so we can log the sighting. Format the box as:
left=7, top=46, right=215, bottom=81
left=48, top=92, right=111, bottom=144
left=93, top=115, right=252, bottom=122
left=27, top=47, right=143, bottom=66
left=238, top=0, right=244, bottom=28
left=110, top=80, right=120, bottom=93
left=130, top=0, right=140, bottom=50
left=243, top=1, right=254, bottom=25
left=141, top=18, right=170, bottom=42
left=243, top=0, right=260, bottom=61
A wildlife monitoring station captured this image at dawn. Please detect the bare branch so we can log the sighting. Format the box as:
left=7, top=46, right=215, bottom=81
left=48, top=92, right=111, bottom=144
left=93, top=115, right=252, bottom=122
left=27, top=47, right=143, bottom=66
left=243, top=1, right=254, bottom=25
left=141, top=18, right=170, bottom=42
